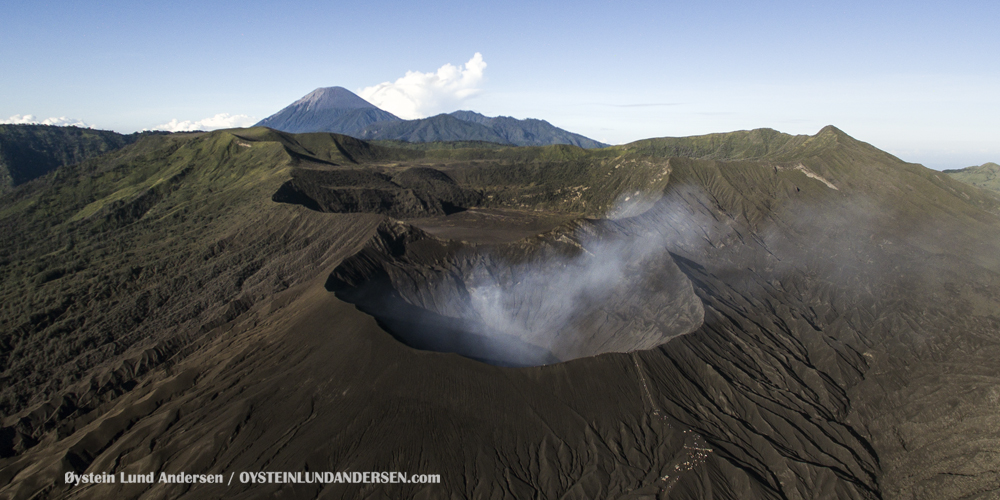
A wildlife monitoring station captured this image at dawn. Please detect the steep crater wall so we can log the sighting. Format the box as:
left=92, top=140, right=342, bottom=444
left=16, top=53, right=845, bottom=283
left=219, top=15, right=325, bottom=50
left=327, top=219, right=705, bottom=366
left=272, top=155, right=675, bottom=219
left=272, top=166, right=481, bottom=217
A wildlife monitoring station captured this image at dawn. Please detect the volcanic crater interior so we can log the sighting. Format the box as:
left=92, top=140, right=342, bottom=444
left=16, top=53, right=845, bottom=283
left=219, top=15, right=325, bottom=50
left=324, top=207, right=705, bottom=367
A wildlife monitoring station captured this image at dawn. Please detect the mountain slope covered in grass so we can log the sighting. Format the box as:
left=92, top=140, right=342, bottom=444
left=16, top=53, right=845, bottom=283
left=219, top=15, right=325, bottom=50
left=0, top=125, right=145, bottom=194
left=944, top=162, right=1000, bottom=193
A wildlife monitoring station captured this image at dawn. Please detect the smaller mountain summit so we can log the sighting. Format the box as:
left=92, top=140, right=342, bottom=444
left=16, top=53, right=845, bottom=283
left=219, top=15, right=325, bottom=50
left=446, top=111, right=607, bottom=149
left=944, top=162, right=1000, bottom=193
left=356, top=113, right=508, bottom=144
left=255, top=87, right=400, bottom=136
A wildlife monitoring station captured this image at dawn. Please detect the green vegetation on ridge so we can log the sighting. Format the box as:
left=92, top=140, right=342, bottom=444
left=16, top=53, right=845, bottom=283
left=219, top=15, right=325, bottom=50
left=0, top=124, right=152, bottom=194
left=944, top=162, right=1000, bottom=194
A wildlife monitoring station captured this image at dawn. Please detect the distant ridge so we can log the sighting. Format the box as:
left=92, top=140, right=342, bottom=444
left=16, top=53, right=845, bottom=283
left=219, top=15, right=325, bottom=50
left=447, top=111, right=606, bottom=148
left=256, top=87, right=607, bottom=148
left=255, top=87, right=400, bottom=135
left=944, top=162, right=1000, bottom=193
left=355, top=114, right=509, bottom=144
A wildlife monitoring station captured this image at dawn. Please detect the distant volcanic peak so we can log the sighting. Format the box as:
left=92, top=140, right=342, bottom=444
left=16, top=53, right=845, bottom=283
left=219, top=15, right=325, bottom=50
left=292, top=86, right=378, bottom=112
left=255, top=87, right=401, bottom=134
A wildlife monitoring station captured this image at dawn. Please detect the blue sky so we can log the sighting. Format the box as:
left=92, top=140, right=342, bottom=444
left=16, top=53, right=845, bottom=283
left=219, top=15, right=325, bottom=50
left=2, top=0, right=997, bottom=169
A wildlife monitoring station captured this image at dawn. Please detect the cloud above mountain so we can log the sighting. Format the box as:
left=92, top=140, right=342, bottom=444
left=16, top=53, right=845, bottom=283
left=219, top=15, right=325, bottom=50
left=152, top=113, right=256, bottom=132
left=1, top=114, right=91, bottom=127
left=358, top=53, right=486, bottom=120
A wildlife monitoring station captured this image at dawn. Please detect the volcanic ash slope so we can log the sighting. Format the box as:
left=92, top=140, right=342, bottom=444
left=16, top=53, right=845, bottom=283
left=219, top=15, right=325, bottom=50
left=1, top=126, right=999, bottom=499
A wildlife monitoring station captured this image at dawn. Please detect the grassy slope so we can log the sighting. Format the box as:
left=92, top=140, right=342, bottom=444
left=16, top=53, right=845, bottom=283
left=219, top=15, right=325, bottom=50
left=0, top=129, right=388, bottom=417
left=624, top=125, right=1000, bottom=217
left=0, top=125, right=146, bottom=194
left=619, top=127, right=808, bottom=159
left=944, top=162, right=1000, bottom=193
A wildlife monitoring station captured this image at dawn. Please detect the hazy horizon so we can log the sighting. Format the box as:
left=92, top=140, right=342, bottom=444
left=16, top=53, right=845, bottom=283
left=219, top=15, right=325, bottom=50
left=3, top=0, right=997, bottom=171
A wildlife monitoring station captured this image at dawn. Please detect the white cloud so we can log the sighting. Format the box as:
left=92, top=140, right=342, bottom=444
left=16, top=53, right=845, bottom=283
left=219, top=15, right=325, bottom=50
left=358, top=53, right=487, bottom=119
left=1, top=114, right=92, bottom=127
left=151, top=113, right=256, bottom=132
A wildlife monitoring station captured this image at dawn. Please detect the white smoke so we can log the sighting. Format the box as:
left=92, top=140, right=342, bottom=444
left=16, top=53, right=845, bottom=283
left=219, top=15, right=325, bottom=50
left=606, top=190, right=665, bottom=219
left=462, top=229, right=667, bottom=344
left=151, top=113, right=256, bottom=132
left=1, top=114, right=92, bottom=128
left=358, top=53, right=487, bottom=120
left=441, top=191, right=716, bottom=364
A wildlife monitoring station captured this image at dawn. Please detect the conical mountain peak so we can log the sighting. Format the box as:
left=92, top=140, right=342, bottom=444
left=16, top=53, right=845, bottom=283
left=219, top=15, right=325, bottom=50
left=292, top=87, right=378, bottom=111
left=255, top=87, right=399, bottom=134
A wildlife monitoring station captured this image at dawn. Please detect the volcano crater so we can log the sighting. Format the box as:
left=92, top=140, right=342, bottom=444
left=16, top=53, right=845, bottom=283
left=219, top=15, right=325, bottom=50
left=326, top=218, right=705, bottom=366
